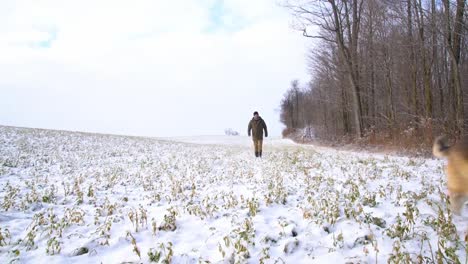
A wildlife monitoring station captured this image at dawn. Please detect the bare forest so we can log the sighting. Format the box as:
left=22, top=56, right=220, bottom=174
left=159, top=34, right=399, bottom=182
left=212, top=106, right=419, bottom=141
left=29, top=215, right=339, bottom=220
left=280, top=0, right=467, bottom=150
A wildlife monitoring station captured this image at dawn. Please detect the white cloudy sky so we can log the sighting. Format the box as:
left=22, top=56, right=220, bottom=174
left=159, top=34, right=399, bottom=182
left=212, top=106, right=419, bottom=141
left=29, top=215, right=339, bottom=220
left=0, top=0, right=310, bottom=137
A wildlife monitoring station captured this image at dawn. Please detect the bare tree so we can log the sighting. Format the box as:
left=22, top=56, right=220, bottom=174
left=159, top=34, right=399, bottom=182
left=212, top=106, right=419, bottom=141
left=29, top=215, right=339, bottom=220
left=280, top=0, right=467, bottom=144
left=285, top=0, right=365, bottom=137
left=443, top=0, right=466, bottom=134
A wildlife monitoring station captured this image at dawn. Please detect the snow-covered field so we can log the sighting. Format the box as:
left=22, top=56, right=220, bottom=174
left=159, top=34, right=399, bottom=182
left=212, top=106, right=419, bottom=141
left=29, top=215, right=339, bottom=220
left=0, top=125, right=467, bottom=263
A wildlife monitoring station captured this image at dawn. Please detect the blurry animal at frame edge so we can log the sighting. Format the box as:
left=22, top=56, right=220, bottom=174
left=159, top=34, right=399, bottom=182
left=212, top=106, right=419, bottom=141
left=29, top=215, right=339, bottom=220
left=433, top=135, right=468, bottom=215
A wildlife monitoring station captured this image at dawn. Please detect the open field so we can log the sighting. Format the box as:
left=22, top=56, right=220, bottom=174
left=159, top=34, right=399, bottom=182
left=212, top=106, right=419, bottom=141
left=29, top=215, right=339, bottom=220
left=0, top=126, right=467, bottom=263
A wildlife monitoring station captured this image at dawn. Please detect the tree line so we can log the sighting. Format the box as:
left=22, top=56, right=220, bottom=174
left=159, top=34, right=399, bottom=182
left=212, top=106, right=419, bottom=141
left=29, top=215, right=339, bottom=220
left=280, top=0, right=467, bottom=144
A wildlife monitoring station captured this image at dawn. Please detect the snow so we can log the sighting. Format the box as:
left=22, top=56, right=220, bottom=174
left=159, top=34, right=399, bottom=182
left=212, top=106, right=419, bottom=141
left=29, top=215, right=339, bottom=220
left=0, top=125, right=467, bottom=263
left=162, top=135, right=296, bottom=147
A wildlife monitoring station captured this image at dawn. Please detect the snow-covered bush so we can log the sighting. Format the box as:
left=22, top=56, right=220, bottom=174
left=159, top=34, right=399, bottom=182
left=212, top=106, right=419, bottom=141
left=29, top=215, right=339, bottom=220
left=224, top=128, right=239, bottom=136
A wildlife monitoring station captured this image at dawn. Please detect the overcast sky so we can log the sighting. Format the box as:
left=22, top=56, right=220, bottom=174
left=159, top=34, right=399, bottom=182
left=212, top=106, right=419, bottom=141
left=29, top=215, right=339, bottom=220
left=0, top=0, right=310, bottom=137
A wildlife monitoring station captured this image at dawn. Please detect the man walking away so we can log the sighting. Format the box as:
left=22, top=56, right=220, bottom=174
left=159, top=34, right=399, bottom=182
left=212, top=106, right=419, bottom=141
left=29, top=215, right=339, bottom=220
left=248, top=111, right=268, bottom=158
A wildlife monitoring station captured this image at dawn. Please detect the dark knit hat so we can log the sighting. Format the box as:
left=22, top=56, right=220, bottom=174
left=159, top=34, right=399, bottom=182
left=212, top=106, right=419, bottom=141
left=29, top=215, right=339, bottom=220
left=253, top=111, right=259, bottom=116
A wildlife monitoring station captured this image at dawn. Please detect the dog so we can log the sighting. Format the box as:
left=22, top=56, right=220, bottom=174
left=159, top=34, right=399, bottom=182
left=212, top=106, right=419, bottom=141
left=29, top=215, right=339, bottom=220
left=433, top=135, right=468, bottom=215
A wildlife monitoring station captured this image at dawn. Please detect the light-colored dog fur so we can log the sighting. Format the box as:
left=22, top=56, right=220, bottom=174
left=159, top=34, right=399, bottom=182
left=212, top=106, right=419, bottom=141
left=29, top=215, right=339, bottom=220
left=433, top=135, right=468, bottom=215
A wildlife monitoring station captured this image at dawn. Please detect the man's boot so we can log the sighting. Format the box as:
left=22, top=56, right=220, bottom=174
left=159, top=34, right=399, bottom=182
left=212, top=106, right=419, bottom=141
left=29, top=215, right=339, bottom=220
left=255, top=151, right=258, bottom=157
left=259, top=151, right=262, bottom=158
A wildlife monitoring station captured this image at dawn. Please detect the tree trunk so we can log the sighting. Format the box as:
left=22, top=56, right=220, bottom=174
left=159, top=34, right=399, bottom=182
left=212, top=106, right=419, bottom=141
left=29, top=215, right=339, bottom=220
left=408, top=0, right=420, bottom=121
left=384, top=45, right=396, bottom=126
left=443, top=0, right=465, bottom=135
left=329, top=0, right=363, bottom=137
left=414, top=0, right=433, bottom=119
left=431, top=0, right=444, bottom=118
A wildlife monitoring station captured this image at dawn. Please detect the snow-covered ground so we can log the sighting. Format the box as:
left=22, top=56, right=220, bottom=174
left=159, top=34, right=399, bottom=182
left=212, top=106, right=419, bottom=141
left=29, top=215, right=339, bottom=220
left=161, top=135, right=296, bottom=147
left=0, top=125, right=467, bottom=263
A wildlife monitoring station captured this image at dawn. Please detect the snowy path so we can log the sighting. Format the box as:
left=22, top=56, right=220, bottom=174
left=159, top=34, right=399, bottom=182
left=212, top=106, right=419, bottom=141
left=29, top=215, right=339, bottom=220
left=0, top=126, right=467, bottom=263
